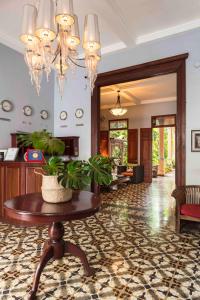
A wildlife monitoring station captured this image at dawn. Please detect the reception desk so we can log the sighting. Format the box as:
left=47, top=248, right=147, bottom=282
left=0, top=161, right=45, bottom=218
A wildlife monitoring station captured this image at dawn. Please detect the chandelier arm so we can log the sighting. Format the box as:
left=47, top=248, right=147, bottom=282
left=60, top=48, right=63, bottom=75
left=68, top=56, right=86, bottom=69
left=51, top=45, right=60, bottom=64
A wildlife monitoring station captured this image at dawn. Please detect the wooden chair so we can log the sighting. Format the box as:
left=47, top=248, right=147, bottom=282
left=172, top=186, right=200, bottom=233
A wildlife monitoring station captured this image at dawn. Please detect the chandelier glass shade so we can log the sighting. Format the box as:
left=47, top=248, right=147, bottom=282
left=20, top=0, right=101, bottom=96
left=109, top=90, right=128, bottom=116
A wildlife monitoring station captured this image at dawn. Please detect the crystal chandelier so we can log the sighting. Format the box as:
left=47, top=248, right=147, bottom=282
left=20, top=0, right=101, bottom=96
left=110, top=90, right=128, bottom=116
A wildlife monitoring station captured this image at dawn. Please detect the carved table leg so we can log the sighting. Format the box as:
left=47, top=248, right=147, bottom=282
left=66, top=241, right=95, bottom=276
left=29, top=222, right=94, bottom=299
left=29, top=246, right=54, bottom=300
left=29, top=222, right=64, bottom=300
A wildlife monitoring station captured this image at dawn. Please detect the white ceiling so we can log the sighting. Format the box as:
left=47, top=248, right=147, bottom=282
left=1, top=0, right=200, bottom=54
left=100, top=73, right=177, bottom=109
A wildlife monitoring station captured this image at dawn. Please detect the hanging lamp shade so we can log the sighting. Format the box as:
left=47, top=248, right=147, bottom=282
left=83, top=14, right=100, bottom=52
left=20, top=4, right=38, bottom=45
left=56, top=0, right=74, bottom=27
left=110, top=91, right=128, bottom=116
left=35, top=0, right=56, bottom=42
left=67, top=15, right=80, bottom=48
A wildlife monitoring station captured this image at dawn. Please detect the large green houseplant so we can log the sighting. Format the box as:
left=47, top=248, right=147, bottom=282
left=18, top=131, right=112, bottom=203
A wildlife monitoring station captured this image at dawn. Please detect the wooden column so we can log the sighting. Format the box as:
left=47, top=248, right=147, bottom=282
left=168, top=128, right=172, bottom=161
left=158, top=128, right=165, bottom=176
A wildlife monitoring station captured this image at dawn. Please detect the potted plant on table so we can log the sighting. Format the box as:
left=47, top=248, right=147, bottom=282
left=18, top=131, right=112, bottom=203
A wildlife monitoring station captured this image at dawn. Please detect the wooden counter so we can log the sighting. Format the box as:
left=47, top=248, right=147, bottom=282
left=0, top=161, right=45, bottom=218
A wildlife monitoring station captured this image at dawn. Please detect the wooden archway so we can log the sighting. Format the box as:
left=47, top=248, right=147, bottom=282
left=91, top=53, right=188, bottom=187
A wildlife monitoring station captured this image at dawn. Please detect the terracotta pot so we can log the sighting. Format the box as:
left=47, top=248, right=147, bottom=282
left=41, top=175, right=72, bottom=203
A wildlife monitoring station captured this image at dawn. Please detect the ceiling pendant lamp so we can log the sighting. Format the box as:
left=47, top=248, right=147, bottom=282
left=20, top=0, right=101, bottom=96
left=110, top=90, right=128, bottom=116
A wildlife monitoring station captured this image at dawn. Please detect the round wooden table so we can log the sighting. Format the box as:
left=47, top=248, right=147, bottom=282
left=4, top=191, right=101, bottom=300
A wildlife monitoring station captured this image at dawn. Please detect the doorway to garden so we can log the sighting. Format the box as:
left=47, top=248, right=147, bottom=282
left=152, top=114, right=176, bottom=181
left=109, top=119, right=128, bottom=165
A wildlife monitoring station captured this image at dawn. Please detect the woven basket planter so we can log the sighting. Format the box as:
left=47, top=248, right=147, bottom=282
left=41, top=175, right=72, bottom=203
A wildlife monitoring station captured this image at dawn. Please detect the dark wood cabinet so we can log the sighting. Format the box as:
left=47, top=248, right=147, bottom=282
left=58, top=136, right=79, bottom=157
left=0, top=166, right=5, bottom=217
left=25, top=166, right=43, bottom=194
left=4, top=165, right=22, bottom=201
left=0, top=162, right=45, bottom=218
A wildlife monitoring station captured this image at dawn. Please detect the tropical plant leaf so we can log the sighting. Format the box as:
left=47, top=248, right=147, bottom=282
left=58, top=155, right=112, bottom=188
left=86, top=155, right=112, bottom=186
left=43, top=157, right=64, bottom=176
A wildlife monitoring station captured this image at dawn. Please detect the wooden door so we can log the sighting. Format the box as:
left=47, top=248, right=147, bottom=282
left=25, top=167, right=43, bottom=194
left=140, top=128, right=152, bottom=183
left=128, top=129, right=138, bottom=163
left=100, top=131, right=109, bottom=157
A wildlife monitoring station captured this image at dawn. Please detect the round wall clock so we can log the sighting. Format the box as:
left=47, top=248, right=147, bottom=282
left=75, top=108, right=84, bottom=119
left=23, top=105, right=33, bottom=116
left=1, top=100, right=13, bottom=112
left=40, top=110, right=49, bottom=120
left=60, top=111, right=67, bottom=120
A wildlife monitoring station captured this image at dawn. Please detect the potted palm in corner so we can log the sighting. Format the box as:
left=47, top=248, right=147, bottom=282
left=18, top=131, right=112, bottom=203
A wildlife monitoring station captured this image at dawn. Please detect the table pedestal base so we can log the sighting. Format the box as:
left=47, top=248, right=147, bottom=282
left=29, top=222, right=94, bottom=300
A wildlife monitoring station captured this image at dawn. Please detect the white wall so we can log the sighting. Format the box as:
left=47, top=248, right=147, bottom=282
left=100, top=101, right=177, bottom=130
left=53, top=28, right=200, bottom=184
left=53, top=69, right=91, bottom=160
left=0, top=43, right=54, bottom=148
left=1, top=28, right=200, bottom=183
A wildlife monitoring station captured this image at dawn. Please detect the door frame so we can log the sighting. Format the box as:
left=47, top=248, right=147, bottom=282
left=91, top=53, right=188, bottom=187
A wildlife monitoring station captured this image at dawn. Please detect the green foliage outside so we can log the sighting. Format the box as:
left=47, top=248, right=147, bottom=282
left=152, top=127, right=175, bottom=173
left=110, top=129, right=128, bottom=164
left=152, top=128, right=160, bottom=166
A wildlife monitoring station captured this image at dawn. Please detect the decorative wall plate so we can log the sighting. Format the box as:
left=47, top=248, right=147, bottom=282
left=23, top=105, right=33, bottom=116
left=1, top=100, right=13, bottom=112
left=75, top=108, right=84, bottom=119
left=60, top=111, right=67, bottom=120
left=40, top=110, right=49, bottom=120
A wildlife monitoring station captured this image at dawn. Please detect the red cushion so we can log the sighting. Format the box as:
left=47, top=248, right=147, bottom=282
left=121, top=172, right=133, bottom=177
left=181, top=204, right=200, bottom=218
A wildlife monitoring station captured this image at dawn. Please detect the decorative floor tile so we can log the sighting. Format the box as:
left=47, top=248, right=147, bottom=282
left=0, top=175, right=200, bottom=299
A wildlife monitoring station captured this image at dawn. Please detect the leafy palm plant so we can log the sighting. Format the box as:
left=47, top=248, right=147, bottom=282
left=18, top=130, right=112, bottom=189
left=17, top=130, right=65, bottom=155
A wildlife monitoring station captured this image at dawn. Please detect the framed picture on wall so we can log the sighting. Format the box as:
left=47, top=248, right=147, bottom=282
left=191, top=130, right=200, bottom=152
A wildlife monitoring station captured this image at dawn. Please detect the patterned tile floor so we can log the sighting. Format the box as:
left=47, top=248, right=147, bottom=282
left=0, top=174, right=200, bottom=300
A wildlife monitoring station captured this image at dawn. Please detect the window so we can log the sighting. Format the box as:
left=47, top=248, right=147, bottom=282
left=152, top=115, right=176, bottom=128
left=109, top=119, right=128, bottom=130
